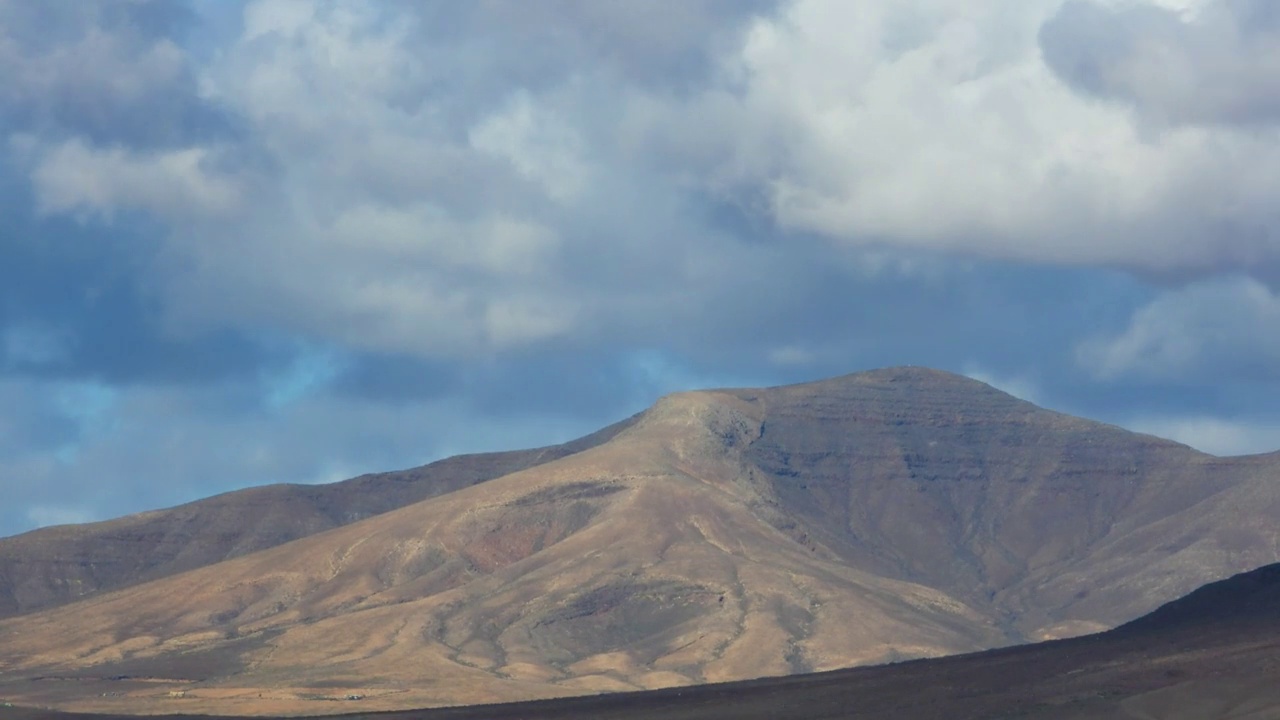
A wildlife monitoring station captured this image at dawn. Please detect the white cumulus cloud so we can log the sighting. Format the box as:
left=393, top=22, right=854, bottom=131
left=637, top=0, right=1280, bottom=277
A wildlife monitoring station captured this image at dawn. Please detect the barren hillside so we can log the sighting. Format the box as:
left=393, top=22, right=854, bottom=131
left=1, top=368, right=1277, bottom=716
left=0, top=415, right=637, bottom=619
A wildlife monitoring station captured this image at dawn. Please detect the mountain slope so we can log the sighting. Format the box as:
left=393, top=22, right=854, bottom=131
left=11, top=561, right=1280, bottom=720
left=723, top=368, right=1280, bottom=639
left=0, top=414, right=637, bottom=619
left=1, top=367, right=1278, bottom=716
left=334, top=560, right=1280, bottom=720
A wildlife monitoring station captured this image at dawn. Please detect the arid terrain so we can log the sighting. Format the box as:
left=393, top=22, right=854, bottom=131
left=0, top=415, right=639, bottom=619
left=10, top=561, right=1280, bottom=720
left=1, top=367, right=1278, bottom=716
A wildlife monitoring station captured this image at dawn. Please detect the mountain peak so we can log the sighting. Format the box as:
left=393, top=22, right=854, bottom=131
left=3, top=366, right=1277, bottom=715
left=797, top=365, right=1013, bottom=395
left=708, top=366, right=1021, bottom=407
left=847, top=365, right=977, bottom=383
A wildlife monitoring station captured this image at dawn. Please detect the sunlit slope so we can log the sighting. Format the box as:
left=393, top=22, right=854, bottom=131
left=0, top=414, right=637, bottom=619
left=2, top=367, right=1278, bottom=715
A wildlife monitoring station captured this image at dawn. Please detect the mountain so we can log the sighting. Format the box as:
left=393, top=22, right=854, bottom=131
left=0, top=415, right=638, bottom=619
left=1, top=367, right=1278, bottom=716
left=10, top=561, right=1280, bottom=720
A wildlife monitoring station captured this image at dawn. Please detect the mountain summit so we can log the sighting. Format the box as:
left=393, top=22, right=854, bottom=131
left=2, top=367, right=1278, bottom=715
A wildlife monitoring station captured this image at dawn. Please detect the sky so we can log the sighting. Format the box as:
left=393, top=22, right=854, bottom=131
left=3, top=0, right=1280, bottom=537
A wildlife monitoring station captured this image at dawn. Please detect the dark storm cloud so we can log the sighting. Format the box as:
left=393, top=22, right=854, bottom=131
left=1041, top=0, right=1280, bottom=126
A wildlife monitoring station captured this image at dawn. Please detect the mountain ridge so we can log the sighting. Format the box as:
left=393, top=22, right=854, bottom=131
left=1, top=367, right=1278, bottom=716
left=0, top=412, right=640, bottom=619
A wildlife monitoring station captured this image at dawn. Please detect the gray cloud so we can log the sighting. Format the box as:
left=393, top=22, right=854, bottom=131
left=5, top=0, right=1280, bottom=536
left=119, top=0, right=787, bottom=361
left=0, top=374, right=605, bottom=533
left=1041, top=0, right=1280, bottom=127
left=15, top=0, right=1280, bottom=380
left=459, top=0, right=780, bottom=90
left=1125, top=414, right=1280, bottom=456
left=629, top=0, right=1280, bottom=279
left=1077, top=276, right=1280, bottom=381
left=28, top=0, right=1280, bottom=371
left=0, top=0, right=235, bottom=147
left=27, top=138, right=243, bottom=219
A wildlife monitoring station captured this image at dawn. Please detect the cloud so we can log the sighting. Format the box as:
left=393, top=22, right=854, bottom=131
left=21, top=0, right=1280, bottom=371
left=0, top=371, right=608, bottom=535
left=470, top=91, right=590, bottom=204
left=4, top=0, right=1280, bottom=538
left=0, top=0, right=228, bottom=147
left=1126, top=415, right=1280, bottom=456
left=767, top=345, right=818, bottom=367
left=12, top=0, right=1280, bottom=374
left=2, top=323, right=70, bottom=366
left=27, top=138, right=242, bottom=219
left=1041, top=0, right=1280, bottom=127
left=408, top=0, right=781, bottom=92
left=26, top=505, right=98, bottom=529
left=1077, top=276, right=1280, bottom=381
left=632, top=0, right=1280, bottom=278
left=963, top=366, right=1044, bottom=405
